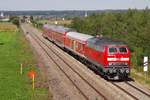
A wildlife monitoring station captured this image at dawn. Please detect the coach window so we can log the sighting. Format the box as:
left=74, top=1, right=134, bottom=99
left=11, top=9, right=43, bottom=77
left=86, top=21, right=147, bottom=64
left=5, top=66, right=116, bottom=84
left=78, top=43, right=83, bottom=51
left=108, top=47, right=117, bottom=53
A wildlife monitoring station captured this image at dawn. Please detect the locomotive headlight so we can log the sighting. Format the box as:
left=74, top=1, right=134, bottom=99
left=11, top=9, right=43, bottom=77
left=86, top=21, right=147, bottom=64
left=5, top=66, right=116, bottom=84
left=126, top=69, right=129, bottom=73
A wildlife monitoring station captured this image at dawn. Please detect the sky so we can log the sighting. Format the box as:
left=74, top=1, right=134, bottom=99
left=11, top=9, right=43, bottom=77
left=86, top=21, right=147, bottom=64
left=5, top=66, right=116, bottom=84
left=0, top=0, right=150, bottom=11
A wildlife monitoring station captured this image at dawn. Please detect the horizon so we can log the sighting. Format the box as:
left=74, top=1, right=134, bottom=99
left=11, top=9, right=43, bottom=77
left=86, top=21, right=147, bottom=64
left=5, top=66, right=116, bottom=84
left=0, top=8, right=149, bottom=12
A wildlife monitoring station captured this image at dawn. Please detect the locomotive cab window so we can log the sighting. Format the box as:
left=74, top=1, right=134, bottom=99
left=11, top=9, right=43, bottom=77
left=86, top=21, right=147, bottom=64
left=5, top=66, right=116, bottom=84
left=108, top=47, right=117, bottom=53
left=119, top=47, right=127, bottom=53
left=87, top=42, right=94, bottom=48
left=95, top=45, right=104, bottom=52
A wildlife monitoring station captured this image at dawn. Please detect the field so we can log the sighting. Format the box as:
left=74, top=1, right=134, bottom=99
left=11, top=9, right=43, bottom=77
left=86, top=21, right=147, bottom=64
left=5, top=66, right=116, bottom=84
left=0, top=23, right=18, bottom=32
left=0, top=23, right=49, bottom=100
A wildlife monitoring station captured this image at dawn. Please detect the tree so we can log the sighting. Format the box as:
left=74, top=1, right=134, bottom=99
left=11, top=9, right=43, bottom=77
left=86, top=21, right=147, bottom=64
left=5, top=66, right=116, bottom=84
left=9, top=16, right=20, bottom=27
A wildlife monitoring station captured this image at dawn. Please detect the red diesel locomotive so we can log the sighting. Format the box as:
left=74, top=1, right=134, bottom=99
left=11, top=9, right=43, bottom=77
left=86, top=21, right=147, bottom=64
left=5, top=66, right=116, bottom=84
left=43, top=24, right=131, bottom=80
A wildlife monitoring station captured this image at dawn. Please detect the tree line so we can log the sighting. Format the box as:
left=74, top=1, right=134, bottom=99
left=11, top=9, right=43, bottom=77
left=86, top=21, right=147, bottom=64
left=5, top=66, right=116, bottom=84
left=9, top=16, right=20, bottom=27
left=70, top=8, right=150, bottom=67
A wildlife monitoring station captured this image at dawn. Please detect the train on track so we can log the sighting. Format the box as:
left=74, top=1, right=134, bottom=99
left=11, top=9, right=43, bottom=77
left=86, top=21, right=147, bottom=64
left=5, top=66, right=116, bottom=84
left=42, top=24, right=131, bottom=80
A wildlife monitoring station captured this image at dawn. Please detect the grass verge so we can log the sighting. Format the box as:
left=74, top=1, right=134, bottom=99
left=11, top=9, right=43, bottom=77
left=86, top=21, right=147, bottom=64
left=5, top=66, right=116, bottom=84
left=0, top=23, right=49, bottom=100
left=131, top=68, right=150, bottom=89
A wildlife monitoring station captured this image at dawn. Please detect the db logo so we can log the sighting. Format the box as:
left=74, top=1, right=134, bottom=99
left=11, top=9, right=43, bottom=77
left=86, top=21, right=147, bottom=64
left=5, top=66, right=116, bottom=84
left=117, top=58, right=120, bottom=60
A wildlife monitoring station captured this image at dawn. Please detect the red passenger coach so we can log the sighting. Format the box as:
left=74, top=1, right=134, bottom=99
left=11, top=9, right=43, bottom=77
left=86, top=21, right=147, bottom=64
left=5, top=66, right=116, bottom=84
left=43, top=24, right=72, bottom=47
left=42, top=25, right=56, bottom=41
left=65, top=32, right=93, bottom=57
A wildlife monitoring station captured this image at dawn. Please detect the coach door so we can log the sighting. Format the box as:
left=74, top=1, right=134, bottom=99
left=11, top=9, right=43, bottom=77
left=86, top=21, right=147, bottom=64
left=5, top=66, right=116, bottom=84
left=73, top=40, right=76, bottom=50
left=71, top=40, right=76, bottom=50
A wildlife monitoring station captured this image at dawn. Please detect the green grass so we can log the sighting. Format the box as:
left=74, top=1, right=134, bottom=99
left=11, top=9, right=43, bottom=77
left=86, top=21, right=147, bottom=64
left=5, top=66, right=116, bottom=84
left=0, top=24, right=49, bottom=100
left=131, top=68, right=150, bottom=88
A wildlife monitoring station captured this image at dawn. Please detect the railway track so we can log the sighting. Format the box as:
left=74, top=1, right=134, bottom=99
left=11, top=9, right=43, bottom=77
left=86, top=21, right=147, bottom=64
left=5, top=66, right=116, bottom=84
left=111, top=82, right=138, bottom=100
left=24, top=24, right=107, bottom=100
left=125, top=82, right=150, bottom=97
left=111, top=81, right=150, bottom=100
left=22, top=24, right=150, bottom=100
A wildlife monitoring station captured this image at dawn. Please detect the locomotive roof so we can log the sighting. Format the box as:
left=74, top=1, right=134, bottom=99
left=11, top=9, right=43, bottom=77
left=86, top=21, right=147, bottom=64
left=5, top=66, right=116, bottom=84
left=87, top=37, right=126, bottom=46
left=67, top=32, right=93, bottom=42
left=43, top=24, right=73, bottom=34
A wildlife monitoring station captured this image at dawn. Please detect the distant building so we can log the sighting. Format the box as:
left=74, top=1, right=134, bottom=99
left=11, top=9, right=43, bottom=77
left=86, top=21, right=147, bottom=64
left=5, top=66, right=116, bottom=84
left=0, top=12, right=4, bottom=17
left=85, top=12, right=88, bottom=17
left=55, top=21, right=58, bottom=25
left=62, top=17, right=65, bottom=21
left=25, top=16, right=31, bottom=23
left=0, top=12, right=9, bottom=22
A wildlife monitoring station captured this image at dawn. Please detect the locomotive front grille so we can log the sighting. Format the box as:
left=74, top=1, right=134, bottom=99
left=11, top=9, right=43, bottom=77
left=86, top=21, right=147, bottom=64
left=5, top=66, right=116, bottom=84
left=108, top=62, right=128, bottom=66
